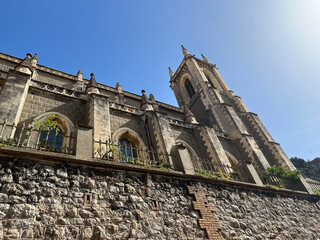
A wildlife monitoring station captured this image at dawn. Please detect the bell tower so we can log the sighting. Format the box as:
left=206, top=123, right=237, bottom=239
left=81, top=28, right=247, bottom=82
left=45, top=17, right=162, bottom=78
left=170, top=45, right=233, bottom=127
left=169, top=46, right=313, bottom=193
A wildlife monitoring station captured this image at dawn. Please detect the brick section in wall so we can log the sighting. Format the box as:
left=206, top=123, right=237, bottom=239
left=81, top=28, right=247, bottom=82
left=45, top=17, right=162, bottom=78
left=188, top=185, right=224, bottom=240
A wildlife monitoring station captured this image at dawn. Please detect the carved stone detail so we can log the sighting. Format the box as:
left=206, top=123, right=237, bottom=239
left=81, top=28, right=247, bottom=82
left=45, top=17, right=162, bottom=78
left=31, top=80, right=86, bottom=99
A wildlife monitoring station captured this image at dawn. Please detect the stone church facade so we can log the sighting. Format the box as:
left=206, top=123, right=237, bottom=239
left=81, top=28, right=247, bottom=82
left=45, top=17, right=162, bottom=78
left=0, top=47, right=312, bottom=193
left=0, top=48, right=319, bottom=239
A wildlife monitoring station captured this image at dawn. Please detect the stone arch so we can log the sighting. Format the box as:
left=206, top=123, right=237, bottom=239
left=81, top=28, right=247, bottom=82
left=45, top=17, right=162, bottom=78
left=201, top=68, right=223, bottom=91
left=171, top=140, right=198, bottom=159
left=32, top=112, right=75, bottom=135
left=180, top=73, right=195, bottom=102
left=112, top=127, right=145, bottom=148
left=170, top=140, right=198, bottom=173
left=224, top=151, right=247, bottom=181
left=225, top=151, right=239, bottom=167
left=31, top=112, right=75, bottom=152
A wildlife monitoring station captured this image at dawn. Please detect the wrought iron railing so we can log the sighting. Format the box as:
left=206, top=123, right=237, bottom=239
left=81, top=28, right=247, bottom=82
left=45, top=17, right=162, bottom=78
left=0, top=120, right=75, bottom=154
left=192, top=157, right=241, bottom=180
left=93, top=139, right=172, bottom=169
left=306, top=178, right=320, bottom=192
left=93, top=139, right=241, bottom=179
left=260, top=172, right=300, bottom=190
left=191, top=157, right=235, bottom=174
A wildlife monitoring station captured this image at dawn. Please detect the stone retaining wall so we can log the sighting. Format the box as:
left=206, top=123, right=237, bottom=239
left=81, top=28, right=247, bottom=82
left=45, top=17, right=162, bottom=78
left=0, top=157, right=319, bottom=240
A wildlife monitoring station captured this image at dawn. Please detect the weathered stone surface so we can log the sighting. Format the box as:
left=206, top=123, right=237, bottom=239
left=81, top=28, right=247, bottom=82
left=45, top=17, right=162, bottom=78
left=0, top=193, right=8, bottom=202
left=0, top=158, right=319, bottom=240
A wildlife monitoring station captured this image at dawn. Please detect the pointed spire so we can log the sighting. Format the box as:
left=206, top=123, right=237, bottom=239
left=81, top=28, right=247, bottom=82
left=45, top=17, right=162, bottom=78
left=141, top=90, right=148, bottom=103
left=140, top=90, right=154, bottom=111
left=88, top=73, right=98, bottom=88
left=149, top=93, right=159, bottom=111
left=77, top=70, right=83, bottom=81
left=181, top=45, right=189, bottom=56
left=168, top=67, right=174, bottom=78
left=116, top=82, right=125, bottom=103
left=183, top=105, right=198, bottom=124
left=201, top=54, right=209, bottom=63
left=116, top=82, right=122, bottom=93
left=14, top=53, right=34, bottom=74
left=85, top=73, right=100, bottom=94
left=31, top=53, right=38, bottom=67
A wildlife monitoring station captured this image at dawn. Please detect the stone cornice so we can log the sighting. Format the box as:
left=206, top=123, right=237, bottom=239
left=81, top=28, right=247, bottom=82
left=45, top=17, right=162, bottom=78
left=109, top=101, right=142, bottom=115
left=30, top=80, right=86, bottom=100
left=167, top=117, right=193, bottom=129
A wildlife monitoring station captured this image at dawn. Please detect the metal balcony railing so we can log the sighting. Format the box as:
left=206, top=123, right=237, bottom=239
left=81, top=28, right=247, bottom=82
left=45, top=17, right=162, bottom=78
left=0, top=120, right=75, bottom=155
left=93, top=139, right=172, bottom=169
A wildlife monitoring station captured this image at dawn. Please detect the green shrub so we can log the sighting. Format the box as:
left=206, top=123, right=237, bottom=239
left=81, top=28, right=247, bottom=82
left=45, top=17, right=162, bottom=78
left=264, top=165, right=301, bottom=188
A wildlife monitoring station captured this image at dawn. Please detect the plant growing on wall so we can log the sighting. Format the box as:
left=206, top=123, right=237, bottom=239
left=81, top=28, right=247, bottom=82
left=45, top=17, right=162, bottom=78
left=264, top=165, right=301, bottom=189
left=33, top=114, right=61, bottom=150
left=34, top=114, right=60, bottom=133
left=195, top=168, right=233, bottom=181
left=0, top=137, right=16, bottom=146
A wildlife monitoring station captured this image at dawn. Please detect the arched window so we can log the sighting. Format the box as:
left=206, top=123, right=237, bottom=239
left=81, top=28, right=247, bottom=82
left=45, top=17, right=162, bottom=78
left=204, top=73, right=215, bottom=89
left=32, top=112, right=75, bottom=153
left=112, top=127, right=146, bottom=163
left=184, top=78, right=195, bottom=98
left=119, top=138, right=135, bottom=162
left=39, top=128, right=63, bottom=150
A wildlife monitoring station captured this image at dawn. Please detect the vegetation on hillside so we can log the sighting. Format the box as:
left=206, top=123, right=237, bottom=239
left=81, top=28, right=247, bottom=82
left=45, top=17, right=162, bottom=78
left=290, top=157, right=320, bottom=181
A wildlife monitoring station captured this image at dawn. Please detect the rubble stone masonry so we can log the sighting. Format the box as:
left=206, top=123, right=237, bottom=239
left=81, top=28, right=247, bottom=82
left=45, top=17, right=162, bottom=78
left=0, top=157, right=319, bottom=240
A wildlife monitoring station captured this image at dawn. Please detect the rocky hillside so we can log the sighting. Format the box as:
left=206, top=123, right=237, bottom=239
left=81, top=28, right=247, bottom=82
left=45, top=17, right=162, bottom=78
left=291, top=157, right=320, bottom=181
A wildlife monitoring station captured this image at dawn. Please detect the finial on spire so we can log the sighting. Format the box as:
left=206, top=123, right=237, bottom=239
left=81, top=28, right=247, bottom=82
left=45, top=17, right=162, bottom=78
left=86, top=73, right=99, bottom=94
left=77, top=70, right=83, bottom=81
left=116, top=82, right=122, bottom=92
left=140, top=90, right=154, bottom=111
left=201, top=54, right=209, bottom=63
left=183, top=105, right=198, bottom=124
left=88, top=73, right=98, bottom=87
left=168, top=67, right=174, bottom=78
left=31, top=53, right=38, bottom=67
left=149, top=93, right=159, bottom=111
left=14, top=52, right=34, bottom=74
left=181, top=45, right=189, bottom=56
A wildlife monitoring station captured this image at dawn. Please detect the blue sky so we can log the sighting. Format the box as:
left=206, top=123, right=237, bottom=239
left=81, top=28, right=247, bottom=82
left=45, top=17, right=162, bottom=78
left=1, top=0, right=320, bottom=160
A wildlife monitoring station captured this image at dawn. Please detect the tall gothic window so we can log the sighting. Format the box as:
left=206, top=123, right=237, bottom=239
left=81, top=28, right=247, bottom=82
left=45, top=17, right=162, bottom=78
left=205, top=73, right=215, bottom=89
left=119, top=138, right=135, bottom=162
left=184, top=79, right=195, bottom=98
left=39, top=128, right=63, bottom=151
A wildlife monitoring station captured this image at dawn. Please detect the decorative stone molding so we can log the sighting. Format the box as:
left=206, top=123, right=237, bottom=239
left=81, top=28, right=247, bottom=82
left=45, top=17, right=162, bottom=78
left=168, top=117, right=192, bottom=129
left=30, top=80, right=86, bottom=100
left=109, top=101, right=142, bottom=115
